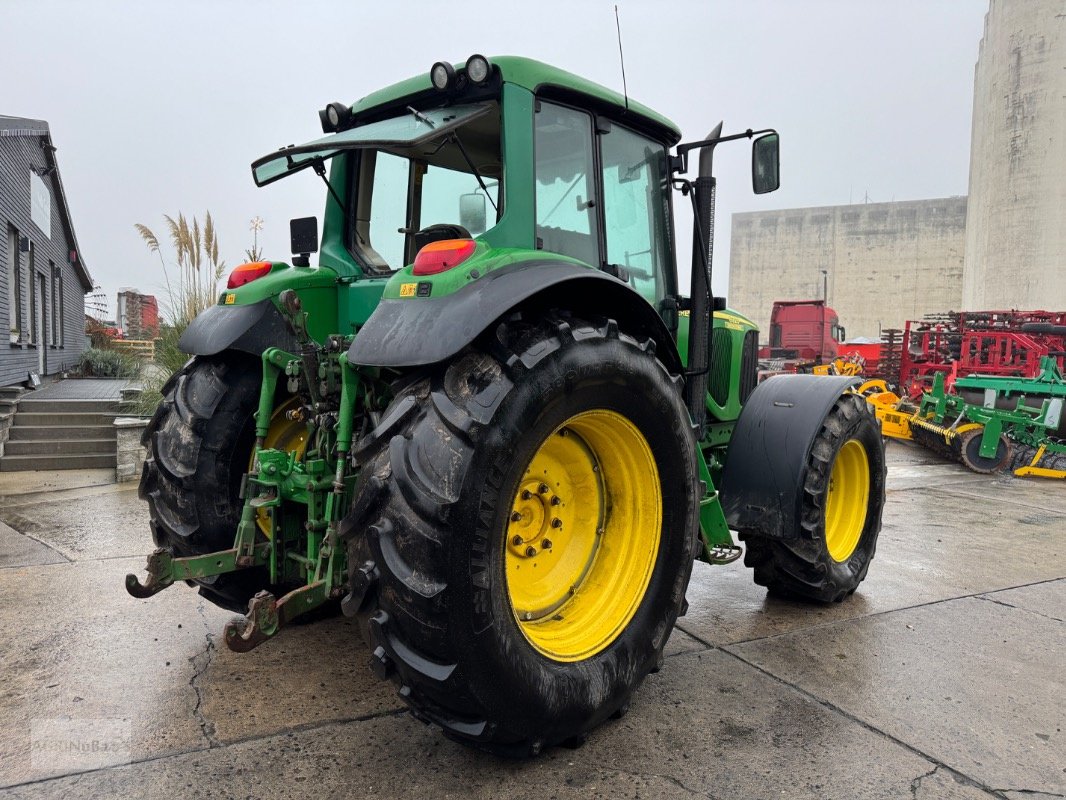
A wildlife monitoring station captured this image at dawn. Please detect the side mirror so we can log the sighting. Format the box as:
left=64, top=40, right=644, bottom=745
left=290, top=216, right=319, bottom=256
left=459, top=193, right=487, bottom=235
left=752, top=132, right=780, bottom=194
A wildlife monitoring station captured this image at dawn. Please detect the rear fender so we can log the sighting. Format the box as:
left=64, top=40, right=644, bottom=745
left=347, top=261, right=682, bottom=373
left=719, top=375, right=860, bottom=540
left=179, top=299, right=299, bottom=357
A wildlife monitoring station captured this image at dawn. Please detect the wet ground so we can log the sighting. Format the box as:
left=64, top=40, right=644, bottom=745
left=0, top=442, right=1062, bottom=799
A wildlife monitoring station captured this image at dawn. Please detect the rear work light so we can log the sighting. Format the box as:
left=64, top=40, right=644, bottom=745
left=412, top=239, right=477, bottom=276
left=227, top=261, right=272, bottom=289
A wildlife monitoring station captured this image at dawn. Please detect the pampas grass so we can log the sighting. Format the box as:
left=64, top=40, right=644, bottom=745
left=136, top=210, right=225, bottom=325
left=133, top=211, right=227, bottom=414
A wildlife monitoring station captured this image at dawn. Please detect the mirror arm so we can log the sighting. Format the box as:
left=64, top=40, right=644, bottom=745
left=673, top=127, right=776, bottom=174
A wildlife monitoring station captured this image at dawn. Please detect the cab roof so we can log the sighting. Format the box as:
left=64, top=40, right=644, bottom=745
left=351, top=55, right=682, bottom=146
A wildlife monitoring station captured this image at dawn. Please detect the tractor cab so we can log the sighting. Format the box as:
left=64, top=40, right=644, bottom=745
left=251, top=55, right=683, bottom=314
left=244, top=55, right=779, bottom=419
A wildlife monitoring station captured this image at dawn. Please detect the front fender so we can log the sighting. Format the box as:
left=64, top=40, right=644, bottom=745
left=179, top=299, right=298, bottom=357
left=347, top=261, right=681, bottom=373
left=719, top=375, right=860, bottom=540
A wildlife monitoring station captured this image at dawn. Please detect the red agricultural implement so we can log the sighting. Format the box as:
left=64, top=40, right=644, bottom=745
left=881, top=310, right=1066, bottom=399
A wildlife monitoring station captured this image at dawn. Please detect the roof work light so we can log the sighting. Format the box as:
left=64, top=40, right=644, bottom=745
left=430, top=61, right=456, bottom=91
left=465, top=54, right=491, bottom=84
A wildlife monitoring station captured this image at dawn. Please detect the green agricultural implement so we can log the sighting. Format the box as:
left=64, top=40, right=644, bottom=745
left=128, top=55, right=886, bottom=754
left=905, top=357, right=1066, bottom=477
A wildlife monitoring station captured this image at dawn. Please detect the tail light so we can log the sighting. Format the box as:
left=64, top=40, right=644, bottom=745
left=412, top=239, right=476, bottom=276
left=227, top=261, right=273, bottom=289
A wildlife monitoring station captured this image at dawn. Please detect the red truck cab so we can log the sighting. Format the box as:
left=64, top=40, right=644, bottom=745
left=758, top=300, right=844, bottom=364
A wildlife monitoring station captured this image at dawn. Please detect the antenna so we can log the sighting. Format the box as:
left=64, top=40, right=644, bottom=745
left=614, top=5, right=629, bottom=110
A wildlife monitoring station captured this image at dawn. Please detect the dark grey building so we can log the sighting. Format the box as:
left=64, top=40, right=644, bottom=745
left=1, top=115, right=92, bottom=385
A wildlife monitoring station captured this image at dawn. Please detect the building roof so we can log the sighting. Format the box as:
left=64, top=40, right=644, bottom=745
left=0, top=115, right=93, bottom=291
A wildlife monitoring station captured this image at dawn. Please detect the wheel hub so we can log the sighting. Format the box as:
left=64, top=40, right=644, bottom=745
left=253, top=397, right=309, bottom=538
left=824, top=438, right=871, bottom=562
left=508, top=480, right=564, bottom=558
left=504, top=411, right=661, bottom=662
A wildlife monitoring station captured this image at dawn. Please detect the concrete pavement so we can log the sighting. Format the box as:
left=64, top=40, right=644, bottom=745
left=0, top=442, right=1062, bottom=799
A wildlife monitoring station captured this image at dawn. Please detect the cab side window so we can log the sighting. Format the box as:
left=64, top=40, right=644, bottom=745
left=601, top=125, right=671, bottom=305
left=534, top=102, right=600, bottom=267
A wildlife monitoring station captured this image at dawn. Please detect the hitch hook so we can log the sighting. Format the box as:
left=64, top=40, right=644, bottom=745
left=224, top=590, right=279, bottom=653
left=125, top=548, right=175, bottom=598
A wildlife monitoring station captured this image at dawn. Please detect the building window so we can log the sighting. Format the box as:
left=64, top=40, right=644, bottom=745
left=28, top=243, right=37, bottom=345
left=7, top=226, right=22, bottom=342
left=49, top=261, right=57, bottom=346
left=57, top=273, right=64, bottom=346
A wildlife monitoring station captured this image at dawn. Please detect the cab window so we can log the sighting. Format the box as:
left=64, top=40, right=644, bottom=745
left=350, top=103, right=501, bottom=271
left=534, top=102, right=600, bottom=267
left=365, top=152, right=409, bottom=270
left=600, top=125, right=671, bottom=305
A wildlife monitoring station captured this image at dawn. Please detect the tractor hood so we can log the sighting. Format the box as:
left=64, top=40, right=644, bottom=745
left=251, top=102, right=492, bottom=187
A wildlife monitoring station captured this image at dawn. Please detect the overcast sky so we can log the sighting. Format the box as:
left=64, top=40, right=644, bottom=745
left=3, top=0, right=987, bottom=317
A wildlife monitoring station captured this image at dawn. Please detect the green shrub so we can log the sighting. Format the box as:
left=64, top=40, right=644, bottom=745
left=78, top=348, right=142, bottom=378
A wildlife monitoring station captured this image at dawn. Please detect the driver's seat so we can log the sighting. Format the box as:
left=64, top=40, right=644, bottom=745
left=413, top=223, right=471, bottom=254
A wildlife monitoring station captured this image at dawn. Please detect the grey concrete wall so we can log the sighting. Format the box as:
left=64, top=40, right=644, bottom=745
left=962, top=0, right=1066, bottom=309
left=729, top=198, right=967, bottom=340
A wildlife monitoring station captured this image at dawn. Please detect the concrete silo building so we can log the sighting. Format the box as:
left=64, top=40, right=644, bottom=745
left=729, top=0, right=1065, bottom=339
left=729, top=198, right=967, bottom=339
left=962, top=0, right=1066, bottom=309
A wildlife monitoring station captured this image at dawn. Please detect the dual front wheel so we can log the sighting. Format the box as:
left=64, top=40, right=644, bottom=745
left=740, top=392, right=885, bottom=603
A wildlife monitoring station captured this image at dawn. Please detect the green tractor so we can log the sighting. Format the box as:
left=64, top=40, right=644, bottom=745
left=128, top=55, right=885, bottom=755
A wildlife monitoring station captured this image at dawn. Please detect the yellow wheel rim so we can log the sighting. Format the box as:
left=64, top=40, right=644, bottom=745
left=505, top=410, right=662, bottom=663
left=251, top=397, right=309, bottom=538
left=824, top=439, right=870, bottom=562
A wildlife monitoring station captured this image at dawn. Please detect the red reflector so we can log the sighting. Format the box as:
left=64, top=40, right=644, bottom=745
left=227, top=261, right=272, bottom=289
left=412, top=239, right=476, bottom=276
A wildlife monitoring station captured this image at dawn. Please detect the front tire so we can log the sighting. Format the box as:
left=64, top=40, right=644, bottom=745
left=342, top=315, right=699, bottom=755
left=741, top=393, right=886, bottom=602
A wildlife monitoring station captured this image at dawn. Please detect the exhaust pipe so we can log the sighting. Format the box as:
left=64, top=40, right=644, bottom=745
left=684, top=122, right=722, bottom=439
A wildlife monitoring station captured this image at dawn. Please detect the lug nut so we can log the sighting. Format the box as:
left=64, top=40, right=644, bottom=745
left=525, top=546, right=538, bottom=557
left=521, top=489, right=533, bottom=500
left=551, top=518, right=563, bottom=529
left=550, top=496, right=561, bottom=506
left=510, top=511, right=523, bottom=522
left=538, top=483, right=550, bottom=494
left=541, top=539, right=552, bottom=549
left=512, top=535, right=524, bottom=546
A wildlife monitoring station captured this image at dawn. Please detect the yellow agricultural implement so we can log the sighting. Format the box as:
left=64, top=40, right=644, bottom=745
left=814, top=354, right=865, bottom=377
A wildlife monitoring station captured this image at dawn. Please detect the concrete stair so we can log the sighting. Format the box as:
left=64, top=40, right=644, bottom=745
left=0, top=386, right=25, bottom=458
left=0, top=397, right=120, bottom=471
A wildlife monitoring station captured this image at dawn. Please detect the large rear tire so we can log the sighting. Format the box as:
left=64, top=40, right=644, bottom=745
left=139, top=353, right=268, bottom=612
left=741, top=393, right=885, bottom=602
left=341, top=314, right=699, bottom=755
